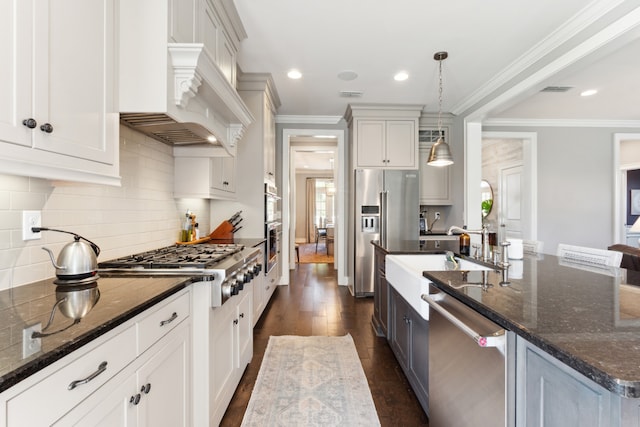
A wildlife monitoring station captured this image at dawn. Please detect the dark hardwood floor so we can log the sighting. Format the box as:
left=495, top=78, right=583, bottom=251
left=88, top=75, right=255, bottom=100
left=220, top=263, right=429, bottom=426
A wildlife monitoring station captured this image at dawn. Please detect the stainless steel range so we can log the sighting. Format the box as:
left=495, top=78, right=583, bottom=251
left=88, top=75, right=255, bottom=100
left=98, top=243, right=261, bottom=307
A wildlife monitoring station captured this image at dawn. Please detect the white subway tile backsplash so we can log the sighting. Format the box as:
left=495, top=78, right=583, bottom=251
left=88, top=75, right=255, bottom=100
left=0, top=125, right=211, bottom=289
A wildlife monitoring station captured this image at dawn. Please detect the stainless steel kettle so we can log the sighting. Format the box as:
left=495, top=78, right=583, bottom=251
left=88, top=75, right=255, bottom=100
left=35, top=227, right=101, bottom=283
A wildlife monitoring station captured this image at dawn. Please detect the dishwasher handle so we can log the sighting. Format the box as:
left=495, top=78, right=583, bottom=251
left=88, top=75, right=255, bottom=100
left=421, top=293, right=505, bottom=350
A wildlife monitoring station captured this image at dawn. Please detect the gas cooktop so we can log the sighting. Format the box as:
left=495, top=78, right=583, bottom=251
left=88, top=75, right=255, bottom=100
left=98, top=243, right=245, bottom=270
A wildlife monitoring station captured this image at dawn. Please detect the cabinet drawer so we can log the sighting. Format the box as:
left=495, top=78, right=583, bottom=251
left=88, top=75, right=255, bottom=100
left=137, top=291, right=190, bottom=354
left=6, top=325, right=136, bottom=426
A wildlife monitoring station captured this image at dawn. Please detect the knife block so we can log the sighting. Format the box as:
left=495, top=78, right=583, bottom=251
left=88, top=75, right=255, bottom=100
left=209, top=221, right=234, bottom=240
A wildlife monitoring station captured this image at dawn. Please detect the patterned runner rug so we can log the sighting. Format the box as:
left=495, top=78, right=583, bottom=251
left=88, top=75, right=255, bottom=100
left=241, top=335, right=380, bottom=426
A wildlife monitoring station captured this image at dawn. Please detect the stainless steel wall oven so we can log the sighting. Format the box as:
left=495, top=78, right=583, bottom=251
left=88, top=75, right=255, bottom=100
left=266, top=221, right=281, bottom=274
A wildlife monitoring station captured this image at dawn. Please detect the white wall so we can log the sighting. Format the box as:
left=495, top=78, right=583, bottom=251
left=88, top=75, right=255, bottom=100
left=0, top=125, right=209, bottom=290
left=484, top=125, right=623, bottom=253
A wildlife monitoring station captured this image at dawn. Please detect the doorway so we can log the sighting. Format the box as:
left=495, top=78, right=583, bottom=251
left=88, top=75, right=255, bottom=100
left=481, top=132, right=538, bottom=245
left=282, top=128, right=347, bottom=286
left=614, top=133, right=640, bottom=245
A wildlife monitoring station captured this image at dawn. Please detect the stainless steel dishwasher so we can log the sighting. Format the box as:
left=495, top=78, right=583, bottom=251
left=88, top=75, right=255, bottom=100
left=422, top=285, right=515, bottom=427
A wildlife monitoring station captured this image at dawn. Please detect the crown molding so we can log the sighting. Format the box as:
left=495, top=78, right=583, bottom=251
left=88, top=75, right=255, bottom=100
left=452, top=0, right=632, bottom=116
left=276, top=115, right=343, bottom=124
left=483, top=118, right=640, bottom=128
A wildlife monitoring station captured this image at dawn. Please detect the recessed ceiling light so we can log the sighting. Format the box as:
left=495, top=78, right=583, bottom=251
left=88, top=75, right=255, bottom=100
left=313, top=135, right=335, bottom=139
left=337, top=70, right=358, bottom=81
left=394, top=72, right=409, bottom=81
left=207, top=135, right=217, bottom=143
left=287, top=69, right=302, bottom=79
left=580, top=89, right=598, bottom=97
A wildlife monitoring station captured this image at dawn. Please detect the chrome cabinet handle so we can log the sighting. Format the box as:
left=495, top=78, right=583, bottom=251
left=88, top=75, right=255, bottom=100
left=160, top=312, right=178, bottom=326
left=130, top=394, right=141, bottom=405
left=68, top=361, right=107, bottom=390
left=233, top=318, right=239, bottom=325
left=141, top=383, right=151, bottom=394
left=22, top=118, right=37, bottom=129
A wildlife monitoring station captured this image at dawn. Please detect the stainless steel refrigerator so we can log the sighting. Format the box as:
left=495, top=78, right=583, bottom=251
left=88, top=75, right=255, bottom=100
left=353, top=169, right=419, bottom=296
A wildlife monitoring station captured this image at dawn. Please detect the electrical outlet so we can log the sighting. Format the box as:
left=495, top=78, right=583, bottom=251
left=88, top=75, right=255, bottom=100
left=22, top=210, right=42, bottom=241
left=435, top=212, right=441, bottom=220
left=22, top=323, right=42, bottom=358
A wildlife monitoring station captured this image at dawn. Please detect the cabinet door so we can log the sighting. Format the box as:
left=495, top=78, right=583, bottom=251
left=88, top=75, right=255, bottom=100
left=390, top=289, right=410, bottom=368
left=419, top=143, right=452, bottom=204
left=516, top=337, right=613, bottom=427
left=356, top=120, right=386, bottom=167
left=237, top=290, right=253, bottom=368
left=264, top=102, right=276, bottom=182
left=253, top=270, right=265, bottom=326
left=386, top=120, right=416, bottom=168
left=0, top=1, right=32, bottom=148
left=211, top=156, right=236, bottom=193
left=57, top=374, right=137, bottom=427
left=33, top=0, right=117, bottom=164
left=137, top=322, right=191, bottom=427
left=373, top=247, right=389, bottom=337
left=409, top=311, right=429, bottom=408
left=210, top=302, right=237, bottom=410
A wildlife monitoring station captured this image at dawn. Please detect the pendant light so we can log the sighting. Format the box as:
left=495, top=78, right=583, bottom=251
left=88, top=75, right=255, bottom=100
left=427, top=51, right=454, bottom=167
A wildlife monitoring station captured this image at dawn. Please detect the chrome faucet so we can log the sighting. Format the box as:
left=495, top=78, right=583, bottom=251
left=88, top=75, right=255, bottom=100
left=447, top=225, right=491, bottom=262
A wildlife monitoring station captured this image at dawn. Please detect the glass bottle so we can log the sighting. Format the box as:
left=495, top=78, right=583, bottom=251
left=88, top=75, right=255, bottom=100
left=460, top=225, right=470, bottom=256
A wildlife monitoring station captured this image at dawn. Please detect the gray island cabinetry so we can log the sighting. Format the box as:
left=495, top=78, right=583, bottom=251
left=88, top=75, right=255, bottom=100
left=388, top=287, right=429, bottom=416
left=419, top=255, right=640, bottom=426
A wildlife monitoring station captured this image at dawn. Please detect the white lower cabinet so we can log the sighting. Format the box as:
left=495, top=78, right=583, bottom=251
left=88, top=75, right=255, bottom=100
left=210, top=287, right=252, bottom=426
left=59, top=320, right=191, bottom=427
left=0, top=289, right=191, bottom=427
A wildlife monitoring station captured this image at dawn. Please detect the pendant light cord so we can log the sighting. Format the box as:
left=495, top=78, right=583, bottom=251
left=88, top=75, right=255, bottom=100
left=437, top=57, right=443, bottom=138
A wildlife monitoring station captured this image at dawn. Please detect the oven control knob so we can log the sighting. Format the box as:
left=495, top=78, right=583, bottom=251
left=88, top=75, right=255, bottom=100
left=221, top=281, right=233, bottom=302
left=253, top=264, right=262, bottom=274
left=231, top=284, right=240, bottom=296
left=236, top=272, right=245, bottom=283
left=236, top=279, right=244, bottom=291
left=246, top=271, right=254, bottom=281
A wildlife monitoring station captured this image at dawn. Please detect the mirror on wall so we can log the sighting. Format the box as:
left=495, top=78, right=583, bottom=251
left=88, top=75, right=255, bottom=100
left=481, top=179, right=493, bottom=218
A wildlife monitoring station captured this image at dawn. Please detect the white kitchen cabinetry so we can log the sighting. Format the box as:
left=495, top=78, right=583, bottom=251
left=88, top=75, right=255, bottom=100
left=174, top=156, right=236, bottom=199
left=211, top=156, right=237, bottom=195
left=210, top=288, right=252, bottom=426
left=60, top=320, right=191, bottom=427
left=0, top=0, right=119, bottom=185
left=419, top=129, right=452, bottom=205
left=345, top=104, right=422, bottom=170
left=1, top=289, right=191, bottom=427
left=516, top=336, right=616, bottom=426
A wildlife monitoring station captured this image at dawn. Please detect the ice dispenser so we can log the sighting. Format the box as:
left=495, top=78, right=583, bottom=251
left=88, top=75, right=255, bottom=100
left=361, top=205, right=379, bottom=233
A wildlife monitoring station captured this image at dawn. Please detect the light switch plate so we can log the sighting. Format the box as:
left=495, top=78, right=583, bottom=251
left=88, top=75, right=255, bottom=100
left=22, top=210, right=42, bottom=241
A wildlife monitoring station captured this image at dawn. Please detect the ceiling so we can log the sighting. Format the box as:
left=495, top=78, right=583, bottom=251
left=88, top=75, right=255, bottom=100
left=234, top=0, right=640, bottom=121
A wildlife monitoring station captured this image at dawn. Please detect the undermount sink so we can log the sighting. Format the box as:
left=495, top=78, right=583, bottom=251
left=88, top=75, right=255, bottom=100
left=385, top=254, right=493, bottom=320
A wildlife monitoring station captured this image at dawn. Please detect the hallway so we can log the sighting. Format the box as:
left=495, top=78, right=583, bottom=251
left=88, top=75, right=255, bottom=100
left=220, top=263, right=429, bottom=426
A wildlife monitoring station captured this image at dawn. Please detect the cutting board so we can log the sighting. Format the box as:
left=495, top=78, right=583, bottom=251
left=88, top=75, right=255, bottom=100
left=175, top=220, right=234, bottom=245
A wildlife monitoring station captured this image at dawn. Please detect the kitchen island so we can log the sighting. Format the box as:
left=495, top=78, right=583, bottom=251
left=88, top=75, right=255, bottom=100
left=403, top=253, right=640, bottom=425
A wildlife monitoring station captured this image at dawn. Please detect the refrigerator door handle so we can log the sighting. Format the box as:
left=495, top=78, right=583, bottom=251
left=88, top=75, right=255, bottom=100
left=380, top=191, right=388, bottom=246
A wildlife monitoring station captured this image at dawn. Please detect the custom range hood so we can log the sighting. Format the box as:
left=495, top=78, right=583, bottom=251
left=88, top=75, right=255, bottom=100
left=119, top=2, right=254, bottom=155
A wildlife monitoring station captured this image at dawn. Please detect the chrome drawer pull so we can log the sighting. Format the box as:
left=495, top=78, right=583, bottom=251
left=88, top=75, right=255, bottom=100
left=160, top=312, right=178, bottom=326
left=68, top=361, right=107, bottom=390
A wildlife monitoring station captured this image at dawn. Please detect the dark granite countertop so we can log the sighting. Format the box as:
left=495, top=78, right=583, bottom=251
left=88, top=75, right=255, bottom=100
left=0, top=275, right=194, bottom=393
left=372, top=239, right=459, bottom=254
left=422, top=254, right=640, bottom=398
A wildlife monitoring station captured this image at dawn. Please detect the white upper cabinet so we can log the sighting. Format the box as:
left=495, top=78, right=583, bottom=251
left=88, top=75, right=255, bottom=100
left=0, top=0, right=119, bottom=185
left=346, top=104, right=422, bottom=170
left=419, top=128, right=452, bottom=205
